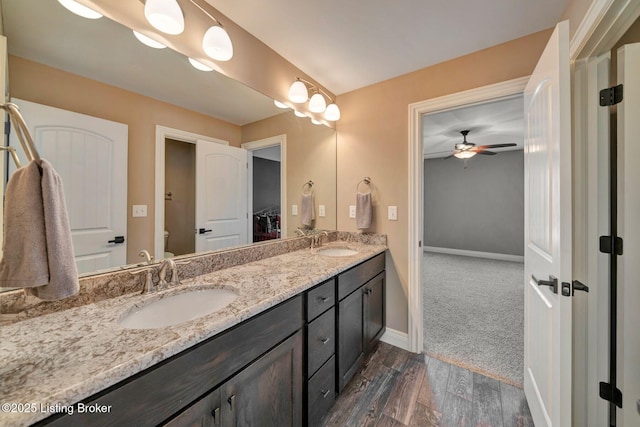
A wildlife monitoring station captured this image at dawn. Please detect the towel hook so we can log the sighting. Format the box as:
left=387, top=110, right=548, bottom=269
left=1, top=103, right=41, bottom=166
left=356, top=177, right=372, bottom=194
left=0, top=146, right=22, bottom=169
left=302, top=180, right=314, bottom=195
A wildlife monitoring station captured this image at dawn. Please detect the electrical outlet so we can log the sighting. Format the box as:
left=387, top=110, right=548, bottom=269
left=388, top=206, right=398, bottom=221
left=132, top=205, right=147, bottom=217
left=291, top=204, right=298, bottom=216
left=318, top=205, right=326, bottom=217
left=349, top=205, right=356, bottom=218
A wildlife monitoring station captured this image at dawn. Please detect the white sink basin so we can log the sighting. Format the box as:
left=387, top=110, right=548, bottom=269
left=317, top=247, right=359, bottom=257
left=119, top=288, right=238, bottom=329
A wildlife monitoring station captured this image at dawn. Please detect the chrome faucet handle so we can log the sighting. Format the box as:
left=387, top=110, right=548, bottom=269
left=157, top=259, right=173, bottom=290
left=166, top=259, right=180, bottom=287
left=130, top=269, right=155, bottom=294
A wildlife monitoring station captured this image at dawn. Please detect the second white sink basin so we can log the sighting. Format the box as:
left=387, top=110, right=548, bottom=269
left=119, top=288, right=238, bottom=329
left=317, top=247, right=359, bottom=257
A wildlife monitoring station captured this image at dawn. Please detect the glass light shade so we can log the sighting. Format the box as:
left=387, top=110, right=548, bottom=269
left=57, top=0, right=103, bottom=19
left=454, top=150, right=477, bottom=159
left=288, top=80, right=308, bottom=103
left=311, top=119, right=322, bottom=125
left=294, top=110, right=306, bottom=118
left=324, top=103, right=341, bottom=121
left=133, top=31, right=166, bottom=49
left=274, top=100, right=289, bottom=109
left=144, top=0, right=184, bottom=35
left=308, top=93, right=327, bottom=113
left=188, top=58, right=213, bottom=71
left=202, top=26, right=233, bottom=61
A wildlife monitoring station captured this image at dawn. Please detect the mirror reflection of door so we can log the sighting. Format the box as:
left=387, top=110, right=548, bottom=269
left=8, top=99, right=128, bottom=275
left=164, top=139, right=195, bottom=257
left=251, top=146, right=281, bottom=242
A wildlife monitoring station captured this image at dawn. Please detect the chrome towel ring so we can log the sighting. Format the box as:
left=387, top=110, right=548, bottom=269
left=302, top=180, right=314, bottom=195
left=356, top=177, right=372, bottom=194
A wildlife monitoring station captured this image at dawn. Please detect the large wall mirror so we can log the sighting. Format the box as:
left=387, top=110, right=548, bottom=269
left=1, top=0, right=337, bottom=278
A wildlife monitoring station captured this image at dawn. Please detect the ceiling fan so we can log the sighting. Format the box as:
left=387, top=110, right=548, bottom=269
left=434, top=130, right=517, bottom=160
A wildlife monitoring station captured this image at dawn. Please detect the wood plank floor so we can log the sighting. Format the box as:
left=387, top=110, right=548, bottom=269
left=321, top=342, right=533, bottom=427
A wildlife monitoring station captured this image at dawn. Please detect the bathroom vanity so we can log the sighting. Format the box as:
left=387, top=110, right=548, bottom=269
left=1, top=235, right=386, bottom=427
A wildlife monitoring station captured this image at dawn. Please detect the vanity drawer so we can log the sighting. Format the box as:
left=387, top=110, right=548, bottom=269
left=307, top=355, right=336, bottom=427
left=306, top=278, right=335, bottom=321
left=337, top=252, right=385, bottom=300
left=307, top=307, right=335, bottom=377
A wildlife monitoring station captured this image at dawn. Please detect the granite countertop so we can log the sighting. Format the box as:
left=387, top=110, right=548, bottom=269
left=0, top=241, right=386, bottom=427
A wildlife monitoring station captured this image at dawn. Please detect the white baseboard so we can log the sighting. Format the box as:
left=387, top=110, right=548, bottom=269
left=423, top=246, right=524, bottom=263
left=380, top=328, right=410, bottom=352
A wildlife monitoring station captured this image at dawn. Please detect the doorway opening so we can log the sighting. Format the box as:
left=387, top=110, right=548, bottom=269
left=421, top=95, right=526, bottom=385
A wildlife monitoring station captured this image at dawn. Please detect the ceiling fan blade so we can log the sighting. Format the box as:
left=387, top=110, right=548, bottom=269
left=425, top=149, right=454, bottom=156
left=443, top=152, right=457, bottom=159
left=475, top=143, right=518, bottom=149
left=476, top=150, right=496, bottom=155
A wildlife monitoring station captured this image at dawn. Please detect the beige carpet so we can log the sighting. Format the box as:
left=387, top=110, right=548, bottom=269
left=422, top=252, right=524, bottom=386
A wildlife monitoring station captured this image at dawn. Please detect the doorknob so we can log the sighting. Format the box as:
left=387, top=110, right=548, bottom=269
left=532, top=274, right=558, bottom=294
left=107, top=236, right=125, bottom=244
left=198, top=228, right=212, bottom=234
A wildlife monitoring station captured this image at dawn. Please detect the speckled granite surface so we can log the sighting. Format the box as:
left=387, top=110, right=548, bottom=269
left=0, top=238, right=386, bottom=427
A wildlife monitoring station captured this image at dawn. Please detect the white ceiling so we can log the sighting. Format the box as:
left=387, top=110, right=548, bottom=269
left=423, top=95, right=524, bottom=158
left=209, top=0, right=568, bottom=95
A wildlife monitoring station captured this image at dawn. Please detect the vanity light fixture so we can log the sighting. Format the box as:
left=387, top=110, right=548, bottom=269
left=294, top=110, right=307, bottom=118
left=311, top=118, right=322, bottom=125
left=57, top=0, right=103, bottom=19
left=188, top=57, right=213, bottom=71
left=133, top=30, right=167, bottom=49
left=144, top=0, right=184, bottom=35
left=189, top=0, right=233, bottom=61
left=288, top=77, right=340, bottom=121
left=274, top=100, right=289, bottom=109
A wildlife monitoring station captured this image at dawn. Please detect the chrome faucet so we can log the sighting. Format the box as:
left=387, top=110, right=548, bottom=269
left=158, top=258, right=179, bottom=290
left=139, top=249, right=154, bottom=264
left=311, top=231, right=329, bottom=250
left=295, top=228, right=307, bottom=236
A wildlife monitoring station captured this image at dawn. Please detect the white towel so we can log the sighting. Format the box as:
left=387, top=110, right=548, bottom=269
left=301, top=194, right=315, bottom=227
left=356, top=192, right=372, bottom=229
left=0, top=159, right=79, bottom=300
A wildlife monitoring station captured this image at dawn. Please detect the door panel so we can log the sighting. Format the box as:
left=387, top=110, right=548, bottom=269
left=9, top=99, right=128, bottom=274
left=523, top=21, right=572, bottom=427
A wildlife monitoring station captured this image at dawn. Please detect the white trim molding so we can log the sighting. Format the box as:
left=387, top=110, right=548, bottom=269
left=408, top=76, right=529, bottom=354
left=380, top=328, right=410, bottom=352
left=423, top=246, right=524, bottom=263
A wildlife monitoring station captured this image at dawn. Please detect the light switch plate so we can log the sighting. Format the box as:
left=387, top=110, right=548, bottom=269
left=318, top=205, right=326, bottom=217
left=388, top=206, right=398, bottom=221
left=132, top=205, right=147, bottom=217
left=349, top=205, right=356, bottom=218
left=292, top=204, right=298, bottom=216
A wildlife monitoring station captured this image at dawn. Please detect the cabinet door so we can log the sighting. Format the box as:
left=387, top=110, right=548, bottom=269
left=163, top=389, right=221, bottom=427
left=364, top=272, right=385, bottom=352
left=337, top=287, right=364, bottom=392
left=221, top=331, right=303, bottom=427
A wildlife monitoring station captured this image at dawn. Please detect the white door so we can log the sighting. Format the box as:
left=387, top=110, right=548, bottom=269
left=617, top=42, right=640, bottom=427
left=9, top=99, right=128, bottom=274
left=195, top=140, right=248, bottom=252
left=523, top=21, right=572, bottom=427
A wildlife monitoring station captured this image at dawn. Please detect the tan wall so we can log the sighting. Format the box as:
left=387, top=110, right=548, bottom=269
left=561, top=0, right=595, bottom=38
left=241, top=113, right=337, bottom=236
left=8, top=56, right=241, bottom=263
left=335, top=29, right=553, bottom=334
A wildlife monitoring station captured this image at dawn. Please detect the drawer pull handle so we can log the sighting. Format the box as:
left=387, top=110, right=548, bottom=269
left=321, top=389, right=331, bottom=398
left=211, top=407, right=219, bottom=421
left=320, top=337, right=331, bottom=344
left=318, top=296, right=329, bottom=302
left=227, top=394, right=235, bottom=410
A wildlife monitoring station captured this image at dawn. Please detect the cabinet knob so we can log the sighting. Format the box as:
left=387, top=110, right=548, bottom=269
left=320, top=337, right=331, bottom=345
left=318, top=296, right=329, bottom=302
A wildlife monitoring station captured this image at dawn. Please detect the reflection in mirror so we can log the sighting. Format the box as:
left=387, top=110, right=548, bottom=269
left=1, top=0, right=336, bottom=278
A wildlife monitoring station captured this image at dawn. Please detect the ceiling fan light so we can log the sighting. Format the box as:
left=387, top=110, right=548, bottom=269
left=188, top=57, right=213, bottom=71
left=454, top=151, right=476, bottom=159
left=133, top=30, right=167, bottom=49
left=324, top=103, right=341, bottom=121
left=57, top=0, right=103, bottom=19
left=202, top=26, right=233, bottom=61
left=274, top=100, right=289, bottom=109
left=308, top=93, right=326, bottom=113
left=288, top=80, right=308, bottom=103
left=144, top=0, right=184, bottom=35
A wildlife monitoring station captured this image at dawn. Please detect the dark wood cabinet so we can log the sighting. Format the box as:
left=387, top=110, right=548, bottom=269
left=337, top=286, right=365, bottom=392
left=364, top=272, right=385, bottom=353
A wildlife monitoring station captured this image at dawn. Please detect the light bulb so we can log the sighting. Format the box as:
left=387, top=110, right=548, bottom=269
left=133, top=31, right=166, bottom=49
left=311, top=119, right=322, bottom=125
left=202, top=26, right=233, bottom=61
left=309, top=93, right=327, bottom=113
left=288, top=80, right=308, bottom=103
left=294, top=110, right=306, bottom=118
left=188, top=58, right=213, bottom=71
left=454, top=151, right=477, bottom=159
left=144, top=0, right=184, bottom=35
left=274, top=100, right=289, bottom=109
left=324, top=103, right=341, bottom=121
left=57, top=0, right=102, bottom=19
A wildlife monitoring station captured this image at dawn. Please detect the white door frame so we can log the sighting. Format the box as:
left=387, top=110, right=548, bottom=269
left=408, top=76, right=529, bottom=353
left=154, top=125, right=228, bottom=259
left=241, top=134, right=287, bottom=240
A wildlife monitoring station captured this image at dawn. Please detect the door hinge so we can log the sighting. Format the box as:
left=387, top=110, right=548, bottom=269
left=599, top=382, right=623, bottom=408
left=599, top=84, right=623, bottom=106
left=4, top=120, right=10, bottom=135
left=599, top=235, right=623, bottom=255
